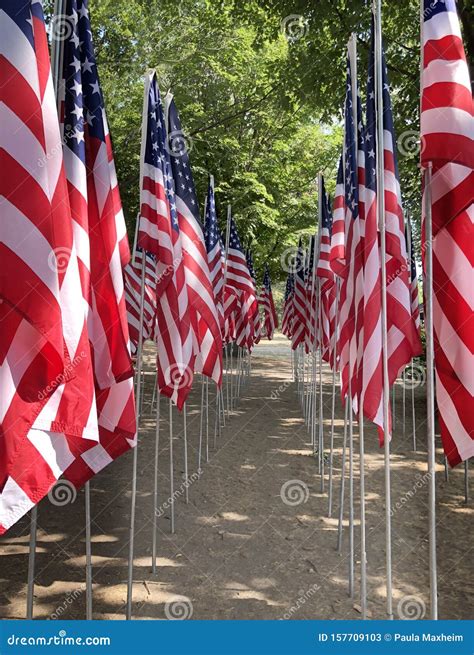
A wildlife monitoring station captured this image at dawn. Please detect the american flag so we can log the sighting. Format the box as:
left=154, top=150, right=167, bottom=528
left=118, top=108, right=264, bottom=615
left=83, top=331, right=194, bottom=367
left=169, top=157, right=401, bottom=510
left=330, top=158, right=346, bottom=277
left=203, top=176, right=225, bottom=337
left=140, top=73, right=194, bottom=408
left=225, top=216, right=257, bottom=349
left=421, top=0, right=474, bottom=465
left=281, top=273, right=295, bottom=338
left=124, top=248, right=158, bottom=356
left=245, top=249, right=261, bottom=346
left=405, top=219, right=421, bottom=332
left=304, top=236, right=317, bottom=353
left=56, top=0, right=136, bottom=488
left=317, top=177, right=336, bottom=364
left=360, top=21, right=421, bottom=440
left=337, top=53, right=364, bottom=411
left=223, top=284, right=239, bottom=344
left=165, top=97, right=222, bottom=386
left=291, top=238, right=307, bottom=350
left=0, top=0, right=98, bottom=533
left=261, top=264, right=278, bottom=340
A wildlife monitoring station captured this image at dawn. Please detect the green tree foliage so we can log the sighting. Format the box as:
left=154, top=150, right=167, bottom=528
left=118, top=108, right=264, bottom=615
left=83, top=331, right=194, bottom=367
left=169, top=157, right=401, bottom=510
left=47, top=0, right=473, bottom=279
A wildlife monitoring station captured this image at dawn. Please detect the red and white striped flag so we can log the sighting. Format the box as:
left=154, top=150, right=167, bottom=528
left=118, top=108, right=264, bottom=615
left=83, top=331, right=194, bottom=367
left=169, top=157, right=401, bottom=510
left=291, top=239, right=307, bottom=350
left=165, top=96, right=222, bottom=386
left=138, top=73, right=194, bottom=409
left=281, top=273, right=295, bottom=338
left=1, top=0, right=110, bottom=532
left=124, top=248, right=158, bottom=356
left=316, top=177, right=336, bottom=364
left=421, top=0, right=474, bottom=465
left=261, top=264, right=278, bottom=340
left=360, top=22, right=422, bottom=440
left=57, top=0, right=136, bottom=487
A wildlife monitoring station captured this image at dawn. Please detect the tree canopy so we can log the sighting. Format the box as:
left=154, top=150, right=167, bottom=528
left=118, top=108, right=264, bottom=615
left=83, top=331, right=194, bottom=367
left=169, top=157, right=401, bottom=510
left=47, top=0, right=473, bottom=279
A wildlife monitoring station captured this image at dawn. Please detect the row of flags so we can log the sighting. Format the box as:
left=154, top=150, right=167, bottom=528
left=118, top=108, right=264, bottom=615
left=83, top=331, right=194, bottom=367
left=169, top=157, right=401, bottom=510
left=123, top=75, right=279, bottom=407
left=0, top=0, right=136, bottom=534
left=282, top=0, right=473, bottom=466
left=0, top=0, right=280, bottom=537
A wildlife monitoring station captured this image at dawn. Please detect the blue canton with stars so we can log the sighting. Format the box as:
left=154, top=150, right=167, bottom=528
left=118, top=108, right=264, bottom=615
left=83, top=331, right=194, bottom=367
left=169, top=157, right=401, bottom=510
left=263, top=263, right=272, bottom=293
left=204, top=178, right=222, bottom=254
left=296, top=238, right=305, bottom=283
left=284, top=272, right=294, bottom=301
left=62, top=0, right=107, bottom=164
left=229, top=216, right=245, bottom=255
left=344, top=55, right=359, bottom=220
left=320, top=176, right=332, bottom=232
left=365, top=17, right=400, bottom=195
left=245, top=249, right=257, bottom=286
left=166, top=98, right=200, bottom=224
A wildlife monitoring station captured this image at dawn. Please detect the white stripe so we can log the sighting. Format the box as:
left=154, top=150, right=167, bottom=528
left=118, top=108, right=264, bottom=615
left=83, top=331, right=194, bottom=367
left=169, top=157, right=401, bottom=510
left=435, top=372, right=474, bottom=463
left=422, top=58, right=472, bottom=95
left=422, top=106, right=474, bottom=141
left=27, top=429, right=75, bottom=479
left=423, top=8, right=462, bottom=44
left=0, top=10, right=39, bottom=97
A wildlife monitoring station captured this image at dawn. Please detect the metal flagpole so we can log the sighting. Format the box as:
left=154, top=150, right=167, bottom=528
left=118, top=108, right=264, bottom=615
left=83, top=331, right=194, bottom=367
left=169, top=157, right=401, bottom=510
left=423, top=164, right=438, bottom=619
left=214, top=385, right=219, bottom=449
left=85, top=483, right=93, bottom=620
left=402, top=368, right=406, bottom=438
left=374, top=0, right=393, bottom=619
left=348, top=381, right=354, bottom=599
left=348, top=31, right=367, bottom=617
left=225, top=346, right=230, bottom=418
left=464, top=459, right=469, bottom=505
left=183, top=403, right=189, bottom=504
left=318, top=281, right=324, bottom=492
left=126, top=72, right=152, bottom=620
left=205, top=376, right=210, bottom=462
left=198, top=376, right=205, bottom=470
left=223, top=206, right=232, bottom=416
left=152, top=393, right=161, bottom=573
left=169, top=399, right=175, bottom=534
left=411, top=360, right=417, bottom=450
left=26, top=0, right=65, bottom=622
left=26, top=506, right=37, bottom=619
left=328, top=279, right=340, bottom=518
left=337, top=397, right=349, bottom=553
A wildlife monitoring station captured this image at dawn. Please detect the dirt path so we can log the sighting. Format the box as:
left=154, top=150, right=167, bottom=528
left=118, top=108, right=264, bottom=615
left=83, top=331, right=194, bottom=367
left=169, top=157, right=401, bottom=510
left=0, top=334, right=471, bottom=620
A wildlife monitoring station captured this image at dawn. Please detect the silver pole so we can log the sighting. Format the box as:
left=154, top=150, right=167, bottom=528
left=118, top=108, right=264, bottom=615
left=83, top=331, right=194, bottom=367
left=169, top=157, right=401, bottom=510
left=444, top=456, right=449, bottom=482
left=183, top=403, right=189, bottom=504
left=169, top=399, right=175, bottom=534
left=374, top=0, right=393, bottom=618
left=198, top=376, right=205, bottom=470
left=126, top=71, right=153, bottom=620
left=328, top=279, right=340, bottom=517
left=85, top=482, right=92, bottom=620
left=126, top=242, right=147, bottom=620
left=348, top=382, right=354, bottom=599
left=214, top=385, right=219, bottom=449
left=464, top=459, right=469, bottom=505
left=402, top=368, right=406, bottom=438
left=205, top=376, right=210, bottom=462
left=424, top=165, right=438, bottom=619
left=225, top=346, right=230, bottom=419
left=337, top=396, right=349, bottom=553
left=26, top=506, right=37, bottom=619
left=411, top=360, right=417, bottom=450
left=318, top=282, right=324, bottom=493
left=152, top=393, right=161, bottom=573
